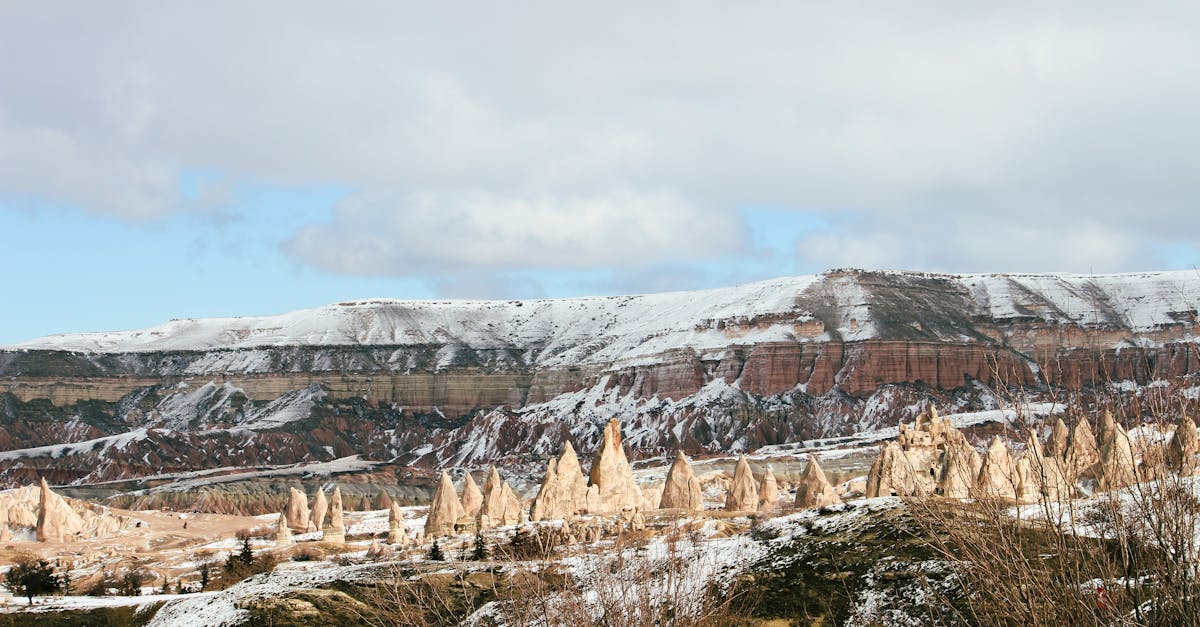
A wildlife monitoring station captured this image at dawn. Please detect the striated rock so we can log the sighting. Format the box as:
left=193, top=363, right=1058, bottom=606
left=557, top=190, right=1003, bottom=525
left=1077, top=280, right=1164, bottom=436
left=0, top=525, right=10, bottom=542
left=658, top=451, right=703, bottom=511
left=976, top=437, right=1017, bottom=499
left=479, top=466, right=522, bottom=528
left=276, top=511, right=293, bottom=545
left=1045, top=417, right=1070, bottom=460
left=0, top=483, right=131, bottom=542
left=757, top=467, right=779, bottom=513
left=324, top=486, right=346, bottom=544
left=724, top=456, right=759, bottom=512
left=1065, top=418, right=1100, bottom=481
left=460, top=473, right=483, bottom=519
left=285, top=487, right=309, bottom=532
left=1166, top=415, right=1199, bottom=474
left=424, top=471, right=464, bottom=537
left=794, top=455, right=840, bottom=509
left=867, top=408, right=965, bottom=498
left=1097, top=418, right=1137, bottom=491
left=584, top=419, right=643, bottom=514
left=310, top=489, right=329, bottom=534
left=530, top=441, right=589, bottom=522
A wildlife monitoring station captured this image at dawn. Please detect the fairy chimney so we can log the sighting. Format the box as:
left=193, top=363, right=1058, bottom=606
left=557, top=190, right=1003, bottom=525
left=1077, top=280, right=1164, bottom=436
left=530, top=440, right=589, bottom=521
left=460, top=473, right=484, bottom=519
left=309, top=489, right=329, bottom=533
left=424, top=471, right=465, bottom=537
left=1065, top=418, right=1100, bottom=480
left=794, top=455, right=841, bottom=509
left=275, top=511, right=294, bottom=545
left=324, top=486, right=346, bottom=543
left=757, top=467, right=779, bottom=513
left=658, top=451, right=704, bottom=511
left=1097, top=419, right=1137, bottom=491
left=584, top=419, right=643, bottom=514
left=724, top=456, right=759, bottom=512
left=480, top=466, right=522, bottom=528
left=388, top=502, right=409, bottom=546
left=1045, top=417, right=1070, bottom=460
left=285, top=487, right=309, bottom=532
left=976, top=436, right=1017, bottom=499
left=1166, top=415, right=1199, bottom=474
left=938, top=440, right=982, bottom=499
left=36, top=478, right=84, bottom=543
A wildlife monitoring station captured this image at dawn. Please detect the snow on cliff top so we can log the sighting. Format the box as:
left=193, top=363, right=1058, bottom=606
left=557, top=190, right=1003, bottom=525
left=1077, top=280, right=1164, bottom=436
left=5, top=270, right=1198, bottom=366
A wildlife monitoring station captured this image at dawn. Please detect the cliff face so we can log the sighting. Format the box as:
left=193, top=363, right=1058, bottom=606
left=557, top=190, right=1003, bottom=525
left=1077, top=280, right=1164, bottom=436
left=0, top=269, right=1197, bottom=486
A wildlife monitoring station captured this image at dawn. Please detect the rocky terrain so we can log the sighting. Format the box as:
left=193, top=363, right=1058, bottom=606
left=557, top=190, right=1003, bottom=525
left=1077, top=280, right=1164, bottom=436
left=0, top=269, right=1196, bottom=503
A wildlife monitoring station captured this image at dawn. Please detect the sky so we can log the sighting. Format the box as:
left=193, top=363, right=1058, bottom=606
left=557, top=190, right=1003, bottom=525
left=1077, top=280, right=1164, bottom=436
left=2, top=2, right=1199, bottom=344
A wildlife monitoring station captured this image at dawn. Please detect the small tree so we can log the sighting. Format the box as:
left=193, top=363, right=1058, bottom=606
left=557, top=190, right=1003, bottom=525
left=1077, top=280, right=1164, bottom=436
left=199, top=562, right=211, bottom=591
left=5, top=554, right=64, bottom=603
left=237, top=536, right=255, bottom=566
left=428, top=539, right=445, bottom=561
left=471, top=532, right=489, bottom=561
left=119, top=570, right=145, bottom=596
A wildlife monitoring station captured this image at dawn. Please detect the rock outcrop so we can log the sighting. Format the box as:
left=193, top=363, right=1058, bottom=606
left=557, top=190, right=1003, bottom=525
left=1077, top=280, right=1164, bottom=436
left=460, top=473, right=483, bottom=520
left=658, top=451, right=703, bottom=511
left=937, top=440, right=982, bottom=498
left=976, top=437, right=1017, bottom=499
left=1065, top=418, right=1100, bottom=480
left=1096, top=415, right=1136, bottom=491
left=724, top=456, right=759, bottom=512
left=310, top=489, right=329, bottom=533
left=424, top=471, right=464, bottom=537
left=530, top=442, right=589, bottom=522
left=1166, top=415, right=1199, bottom=474
left=479, top=466, right=522, bottom=528
left=584, top=419, right=643, bottom=514
left=794, top=455, right=840, bottom=509
left=1045, top=417, right=1070, bottom=459
left=1018, top=430, right=1071, bottom=503
left=757, top=467, right=779, bottom=513
left=275, top=511, right=293, bottom=545
left=866, top=408, right=966, bottom=498
left=388, top=502, right=408, bottom=546
left=284, top=487, right=309, bottom=532
left=324, top=486, right=346, bottom=544
left=36, top=477, right=85, bottom=543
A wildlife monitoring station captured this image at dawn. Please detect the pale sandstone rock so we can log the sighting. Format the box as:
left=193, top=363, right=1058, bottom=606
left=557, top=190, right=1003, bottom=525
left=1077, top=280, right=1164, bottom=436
left=530, top=441, right=590, bottom=522
left=866, top=409, right=965, bottom=498
left=309, top=489, right=329, bottom=533
left=1045, top=417, right=1070, bottom=460
left=0, top=526, right=10, bottom=542
left=285, top=487, right=309, bottom=532
left=1022, top=430, right=1072, bottom=502
left=658, top=451, right=703, bottom=511
left=629, top=509, right=646, bottom=532
left=388, top=502, right=409, bottom=546
left=479, top=467, right=522, bottom=528
left=1166, top=415, right=1199, bottom=474
left=324, top=486, right=346, bottom=544
left=976, top=436, right=1017, bottom=499
left=37, top=477, right=86, bottom=543
left=1065, top=418, right=1100, bottom=481
left=794, top=455, right=841, bottom=508
left=757, top=467, right=779, bottom=513
left=1097, top=419, right=1137, bottom=491
left=938, top=440, right=982, bottom=499
left=724, top=456, right=759, bottom=512
left=275, top=511, right=293, bottom=545
left=584, top=419, right=643, bottom=514
left=425, top=471, right=465, bottom=537
left=460, top=473, right=483, bottom=519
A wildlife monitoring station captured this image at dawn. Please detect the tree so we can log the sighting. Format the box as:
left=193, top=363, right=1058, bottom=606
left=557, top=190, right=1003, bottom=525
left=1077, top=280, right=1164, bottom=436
left=471, top=532, right=489, bottom=561
left=119, top=570, right=144, bottom=596
left=428, top=539, right=444, bottom=561
left=237, top=536, right=255, bottom=566
left=4, top=554, right=63, bottom=603
left=199, top=562, right=211, bottom=591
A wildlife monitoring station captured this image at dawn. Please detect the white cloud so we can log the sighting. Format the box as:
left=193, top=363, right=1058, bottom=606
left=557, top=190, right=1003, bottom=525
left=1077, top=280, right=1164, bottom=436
left=1, top=1, right=1199, bottom=283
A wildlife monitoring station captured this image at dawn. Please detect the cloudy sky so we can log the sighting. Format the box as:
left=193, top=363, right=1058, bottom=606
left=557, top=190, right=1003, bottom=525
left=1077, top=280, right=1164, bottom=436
left=2, top=2, right=1199, bottom=343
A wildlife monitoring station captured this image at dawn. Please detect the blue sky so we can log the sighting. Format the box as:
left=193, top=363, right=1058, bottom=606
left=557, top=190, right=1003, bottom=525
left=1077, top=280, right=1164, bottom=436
left=2, top=3, right=1198, bottom=344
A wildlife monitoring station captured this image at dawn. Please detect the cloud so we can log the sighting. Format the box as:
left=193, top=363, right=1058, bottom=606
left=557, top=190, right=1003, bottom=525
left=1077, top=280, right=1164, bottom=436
left=285, top=188, right=742, bottom=275
left=1, top=1, right=1199, bottom=286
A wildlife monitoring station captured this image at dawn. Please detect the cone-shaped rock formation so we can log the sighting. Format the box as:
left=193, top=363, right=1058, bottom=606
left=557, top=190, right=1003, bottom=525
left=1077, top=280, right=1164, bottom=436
left=976, top=436, right=1017, bottom=499
left=1045, top=417, right=1070, bottom=460
left=285, top=487, right=309, bottom=532
left=310, top=489, right=329, bottom=533
left=324, top=486, right=346, bottom=543
left=479, top=466, right=522, bottom=528
left=658, top=451, right=704, bottom=511
left=794, top=455, right=841, bottom=508
left=1097, top=418, right=1137, bottom=491
left=1166, top=415, right=1199, bottom=474
left=724, top=456, right=759, bottom=512
left=460, top=473, right=483, bottom=519
left=1066, top=418, right=1100, bottom=480
left=757, top=467, right=779, bottom=513
left=388, top=502, right=409, bottom=546
left=276, top=511, right=294, bottom=545
left=425, top=471, right=465, bottom=537
left=584, top=419, right=643, bottom=514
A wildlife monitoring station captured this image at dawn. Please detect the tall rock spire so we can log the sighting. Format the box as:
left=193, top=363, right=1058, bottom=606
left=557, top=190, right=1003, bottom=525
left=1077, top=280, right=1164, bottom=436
left=460, top=472, right=483, bottom=519
left=795, top=454, right=840, bottom=508
left=757, top=467, right=779, bottom=513
left=724, top=456, right=759, bottom=512
left=309, top=489, right=329, bottom=533
left=584, top=419, right=643, bottom=514
left=424, top=471, right=465, bottom=537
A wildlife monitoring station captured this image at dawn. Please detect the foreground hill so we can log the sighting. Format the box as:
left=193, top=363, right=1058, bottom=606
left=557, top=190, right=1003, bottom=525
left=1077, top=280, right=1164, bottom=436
left=0, top=269, right=1196, bottom=493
